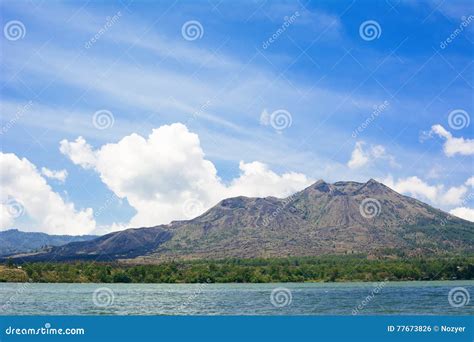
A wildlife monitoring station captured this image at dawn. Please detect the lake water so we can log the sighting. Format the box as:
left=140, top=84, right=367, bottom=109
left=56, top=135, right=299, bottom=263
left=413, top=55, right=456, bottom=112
left=0, top=281, right=472, bottom=315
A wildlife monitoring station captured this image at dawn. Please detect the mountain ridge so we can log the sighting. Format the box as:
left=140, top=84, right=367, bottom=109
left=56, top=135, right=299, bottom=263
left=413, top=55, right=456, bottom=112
left=7, top=179, right=474, bottom=262
left=0, top=229, right=97, bottom=256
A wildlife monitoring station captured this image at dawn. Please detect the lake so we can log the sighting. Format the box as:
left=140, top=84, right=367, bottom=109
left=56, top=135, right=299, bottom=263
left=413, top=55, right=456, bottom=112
left=0, top=281, right=472, bottom=315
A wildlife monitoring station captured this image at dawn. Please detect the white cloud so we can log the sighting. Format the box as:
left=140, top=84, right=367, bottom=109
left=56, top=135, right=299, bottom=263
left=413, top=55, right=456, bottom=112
left=0, top=204, right=15, bottom=228
left=61, top=123, right=313, bottom=229
left=347, top=142, right=397, bottom=169
left=383, top=175, right=468, bottom=206
left=59, top=136, right=97, bottom=169
left=465, top=176, right=474, bottom=187
left=430, top=125, right=474, bottom=156
left=228, top=161, right=312, bottom=198
left=449, top=207, right=474, bottom=222
left=0, top=153, right=95, bottom=234
left=347, top=142, right=369, bottom=169
left=41, top=167, right=68, bottom=183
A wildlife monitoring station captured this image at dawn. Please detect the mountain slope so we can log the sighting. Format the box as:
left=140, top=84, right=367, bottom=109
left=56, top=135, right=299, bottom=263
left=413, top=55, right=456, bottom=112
left=147, top=179, right=473, bottom=260
left=0, top=229, right=97, bottom=256
left=9, top=179, right=474, bottom=262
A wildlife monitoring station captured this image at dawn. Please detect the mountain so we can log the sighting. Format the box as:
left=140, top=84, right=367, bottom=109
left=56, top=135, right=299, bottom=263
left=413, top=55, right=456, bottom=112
left=8, top=179, right=474, bottom=262
left=0, top=229, right=97, bottom=256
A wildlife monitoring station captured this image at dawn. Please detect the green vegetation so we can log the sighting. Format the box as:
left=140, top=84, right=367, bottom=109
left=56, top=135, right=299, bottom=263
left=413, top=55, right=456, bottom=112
left=1, top=255, right=473, bottom=283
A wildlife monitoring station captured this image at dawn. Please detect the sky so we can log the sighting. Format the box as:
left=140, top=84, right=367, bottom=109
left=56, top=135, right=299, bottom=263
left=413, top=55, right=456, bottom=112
left=0, top=0, right=473, bottom=235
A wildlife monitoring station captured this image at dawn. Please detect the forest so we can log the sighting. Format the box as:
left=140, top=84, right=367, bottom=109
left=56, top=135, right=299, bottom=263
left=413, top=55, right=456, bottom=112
left=1, top=254, right=473, bottom=283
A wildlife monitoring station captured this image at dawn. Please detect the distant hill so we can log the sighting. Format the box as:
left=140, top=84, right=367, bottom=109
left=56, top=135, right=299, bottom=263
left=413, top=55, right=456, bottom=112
left=0, top=229, right=97, bottom=256
left=8, top=179, right=474, bottom=262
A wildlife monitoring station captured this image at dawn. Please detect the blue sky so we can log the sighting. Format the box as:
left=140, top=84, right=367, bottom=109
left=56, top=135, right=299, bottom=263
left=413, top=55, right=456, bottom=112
left=1, top=0, right=473, bottom=235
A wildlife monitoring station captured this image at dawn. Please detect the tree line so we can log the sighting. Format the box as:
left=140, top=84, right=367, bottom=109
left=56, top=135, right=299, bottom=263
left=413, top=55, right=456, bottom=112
left=1, top=254, right=473, bottom=283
